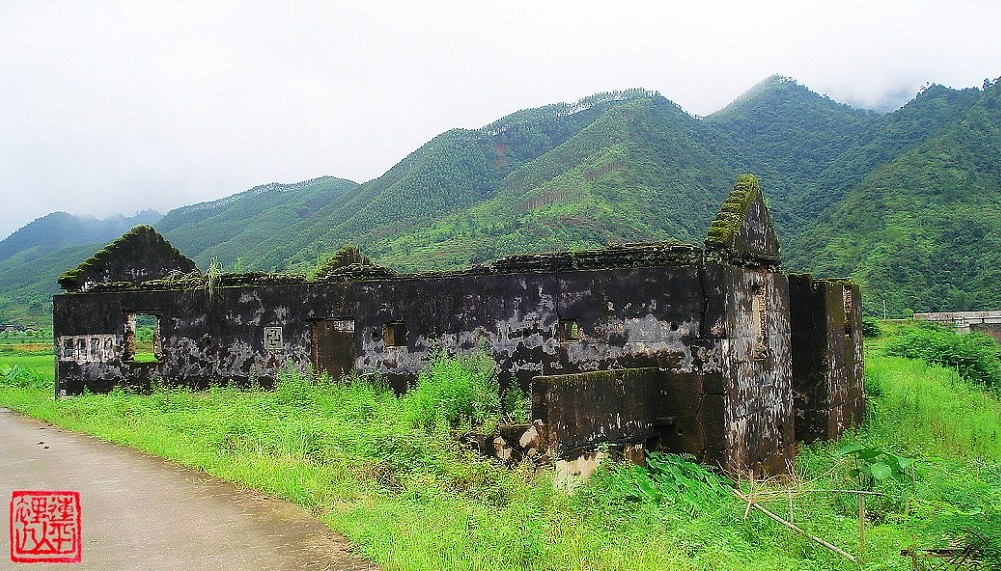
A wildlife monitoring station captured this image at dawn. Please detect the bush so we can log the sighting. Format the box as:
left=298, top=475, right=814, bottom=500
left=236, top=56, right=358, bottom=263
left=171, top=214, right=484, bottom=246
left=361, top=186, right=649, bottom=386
left=402, top=350, right=500, bottom=431
left=861, top=316, right=881, bottom=338
left=885, top=322, right=1001, bottom=389
left=0, top=365, right=49, bottom=390
left=273, top=365, right=315, bottom=408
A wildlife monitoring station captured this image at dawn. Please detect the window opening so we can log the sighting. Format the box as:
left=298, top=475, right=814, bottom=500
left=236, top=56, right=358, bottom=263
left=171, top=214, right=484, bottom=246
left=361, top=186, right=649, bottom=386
left=125, top=313, right=161, bottom=363
left=558, top=319, right=580, bottom=342
left=843, top=286, right=853, bottom=337
left=384, top=322, right=407, bottom=347
left=751, top=284, right=768, bottom=360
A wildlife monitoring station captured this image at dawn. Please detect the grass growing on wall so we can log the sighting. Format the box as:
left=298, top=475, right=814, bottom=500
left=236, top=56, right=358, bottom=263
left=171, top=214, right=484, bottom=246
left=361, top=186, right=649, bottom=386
left=1, top=337, right=1000, bottom=569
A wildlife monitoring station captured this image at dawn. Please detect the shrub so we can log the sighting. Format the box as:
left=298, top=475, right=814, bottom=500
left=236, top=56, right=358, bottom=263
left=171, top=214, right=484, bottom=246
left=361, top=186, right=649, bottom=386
left=885, top=322, right=1001, bottom=389
left=861, top=316, right=881, bottom=338
left=0, top=365, right=49, bottom=390
left=273, top=365, right=315, bottom=408
left=402, top=350, right=500, bottom=431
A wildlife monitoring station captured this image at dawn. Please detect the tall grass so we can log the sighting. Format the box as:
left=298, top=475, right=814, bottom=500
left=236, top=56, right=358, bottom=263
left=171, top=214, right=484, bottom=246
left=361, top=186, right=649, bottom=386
left=1, top=342, right=1000, bottom=569
left=402, top=349, right=500, bottom=431
left=864, top=354, right=1001, bottom=460
left=885, top=321, right=1001, bottom=389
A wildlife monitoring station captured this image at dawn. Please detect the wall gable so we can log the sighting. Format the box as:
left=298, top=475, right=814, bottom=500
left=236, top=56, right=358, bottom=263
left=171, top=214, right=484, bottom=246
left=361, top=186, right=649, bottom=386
left=704, top=174, right=780, bottom=269
left=57, top=225, right=197, bottom=292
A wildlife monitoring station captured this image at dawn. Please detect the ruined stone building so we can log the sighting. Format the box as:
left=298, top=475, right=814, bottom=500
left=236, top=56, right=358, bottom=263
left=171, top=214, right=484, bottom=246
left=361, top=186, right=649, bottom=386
left=52, top=177, right=865, bottom=475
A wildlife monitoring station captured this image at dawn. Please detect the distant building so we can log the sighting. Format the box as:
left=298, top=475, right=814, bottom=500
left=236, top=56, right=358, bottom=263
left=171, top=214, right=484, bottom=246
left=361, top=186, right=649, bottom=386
left=52, top=176, right=864, bottom=476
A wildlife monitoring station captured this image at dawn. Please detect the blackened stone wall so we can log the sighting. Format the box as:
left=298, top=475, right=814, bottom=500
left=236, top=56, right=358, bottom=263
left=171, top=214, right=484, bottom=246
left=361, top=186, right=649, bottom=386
left=54, top=259, right=707, bottom=396
left=789, top=275, right=865, bottom=444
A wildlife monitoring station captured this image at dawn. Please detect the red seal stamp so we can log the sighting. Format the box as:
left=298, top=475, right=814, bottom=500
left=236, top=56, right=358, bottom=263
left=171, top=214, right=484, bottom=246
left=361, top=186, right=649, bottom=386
left=9, top=490, right=81, bottom=563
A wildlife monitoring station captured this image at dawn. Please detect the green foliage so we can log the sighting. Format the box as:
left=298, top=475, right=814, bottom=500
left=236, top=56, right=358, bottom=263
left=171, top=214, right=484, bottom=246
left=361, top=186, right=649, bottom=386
left=884, top=322, right=1001, bottom=389
left=619, top=453, right=731, bottom=512
left=0, top=364, right=49, bottom=389
left=205, top=256, right=222, bottom=299
left=501, top=385, right=530, bottom=424
left=836, top=443, right=911, bottom=486
left=861, top=317, right=881, bottom=338
left=402, top=350, right=500, bottom=431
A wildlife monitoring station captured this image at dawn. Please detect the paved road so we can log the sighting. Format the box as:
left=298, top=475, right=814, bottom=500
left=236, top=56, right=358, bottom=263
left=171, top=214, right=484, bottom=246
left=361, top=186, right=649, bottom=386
left=0, top=408, right=377, bottom=570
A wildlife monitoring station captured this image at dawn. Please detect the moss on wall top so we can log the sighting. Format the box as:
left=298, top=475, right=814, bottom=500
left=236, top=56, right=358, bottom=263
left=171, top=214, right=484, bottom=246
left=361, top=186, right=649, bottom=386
left=58, top=226, right=197, bottom=291
left=704, top=174, right=781, bottom=269
left=482, top=240, right=702, bottom=274
left=705, top=174, right=762, bottom=250
left=315, top=245, right=373, bottom=279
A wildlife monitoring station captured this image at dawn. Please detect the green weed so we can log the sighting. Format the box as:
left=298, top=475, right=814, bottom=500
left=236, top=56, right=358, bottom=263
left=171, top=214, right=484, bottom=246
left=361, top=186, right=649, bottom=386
left=1, top=339, right=1000, bottom=569
left=0, top=364, right=49, bottom=389
left=402, top=349, right=501, bottom=431
left=885, top=321, right=1001, bottom=389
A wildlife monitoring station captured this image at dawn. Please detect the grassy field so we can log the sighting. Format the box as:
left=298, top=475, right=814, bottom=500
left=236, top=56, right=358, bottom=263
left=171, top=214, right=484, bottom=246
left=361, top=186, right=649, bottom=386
left=1, top=326, right=999, bottom=570
left=0, top=352, right=54, bottom=377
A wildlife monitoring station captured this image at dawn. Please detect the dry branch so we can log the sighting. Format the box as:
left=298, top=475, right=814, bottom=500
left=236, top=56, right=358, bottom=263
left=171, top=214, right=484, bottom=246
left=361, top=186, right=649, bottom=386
left=733, top=489, right=858, bottom=563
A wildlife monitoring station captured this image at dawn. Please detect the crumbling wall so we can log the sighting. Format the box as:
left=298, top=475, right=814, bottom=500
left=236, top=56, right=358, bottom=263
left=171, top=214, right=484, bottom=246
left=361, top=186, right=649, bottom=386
left=554, top=265, right=705, bottom=374
left=52, top=176, right=862, bottom=478
left=714, top=266, right=795, bottom=475
left=529, top=265, right=796, bottom=476
left=531, top=368, right=663, bottom=459
left=789, top=275, right=865, bottom=444
left=54, top=284, right=317, bottom=393
left=57, top=226, right=196, bottom=292
left=55, top=254, right=710, bottom=396
left=349, top=273, right=558, bottom=392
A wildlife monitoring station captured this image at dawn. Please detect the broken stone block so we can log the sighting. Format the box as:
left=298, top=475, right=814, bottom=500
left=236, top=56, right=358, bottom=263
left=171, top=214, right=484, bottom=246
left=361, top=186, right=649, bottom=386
left=554, top=450, right=607, bottom=491
left=518, top=423, right=540, bottom=450
left=493, top=436, right=515, bottom=463
left=622, top=443, right=646, bottom=466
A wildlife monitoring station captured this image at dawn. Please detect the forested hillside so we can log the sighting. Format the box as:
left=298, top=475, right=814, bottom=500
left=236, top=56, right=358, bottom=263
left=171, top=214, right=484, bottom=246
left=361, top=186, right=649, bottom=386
left=3, top=75, right=1001, bottom=325
left=154, top=176, right=359, bottom=268
left=801, top=79, right=1001, bottom=314
left=0, top=210, right=162, bottom=324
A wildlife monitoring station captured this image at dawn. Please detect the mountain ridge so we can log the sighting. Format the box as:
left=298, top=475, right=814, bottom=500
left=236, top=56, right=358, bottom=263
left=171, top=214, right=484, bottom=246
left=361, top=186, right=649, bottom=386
left=3, top=74, right=999, bottom=325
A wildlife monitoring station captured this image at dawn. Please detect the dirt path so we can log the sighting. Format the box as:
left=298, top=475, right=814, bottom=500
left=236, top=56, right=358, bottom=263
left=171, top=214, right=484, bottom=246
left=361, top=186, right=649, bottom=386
left=0, top=408, right=377, bottom=570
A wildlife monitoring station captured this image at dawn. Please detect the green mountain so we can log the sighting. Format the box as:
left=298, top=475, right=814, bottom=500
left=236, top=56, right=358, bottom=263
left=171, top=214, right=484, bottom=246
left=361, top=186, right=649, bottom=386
left=154, top=176, right=359, bottom=269
left=4, top=75, right=1001, bottom=326
left=369, top=95, right=733, bottom=270
left=0, top=210, right=162, bottom=263
left=800, top=79, right=1001, bottom=314
left=0, top=210, right=162, bottom=325
left=243, top=90, right=666, bottom=270
left=703, top=75, right=876, bottom=229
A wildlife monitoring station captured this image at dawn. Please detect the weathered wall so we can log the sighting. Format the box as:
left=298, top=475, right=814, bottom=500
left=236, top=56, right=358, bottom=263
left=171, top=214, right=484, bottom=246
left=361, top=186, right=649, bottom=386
left=715, top=266, right=795, bottom=475
left=52, top=176, right=864, bottom=477
left=554, top=265, right=705, bottom=374
left=532, top=368, right=664, bottom=458
left=529, top=265, right=796, bottom=475
left=789, top=275, right=865, bottom=444
left=54, top=262, right=706, bottom=395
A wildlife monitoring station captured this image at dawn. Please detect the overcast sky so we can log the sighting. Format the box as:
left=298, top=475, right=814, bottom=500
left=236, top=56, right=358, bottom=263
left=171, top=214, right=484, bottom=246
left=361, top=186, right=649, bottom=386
left=2, top=1, right=1000, bottom=240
